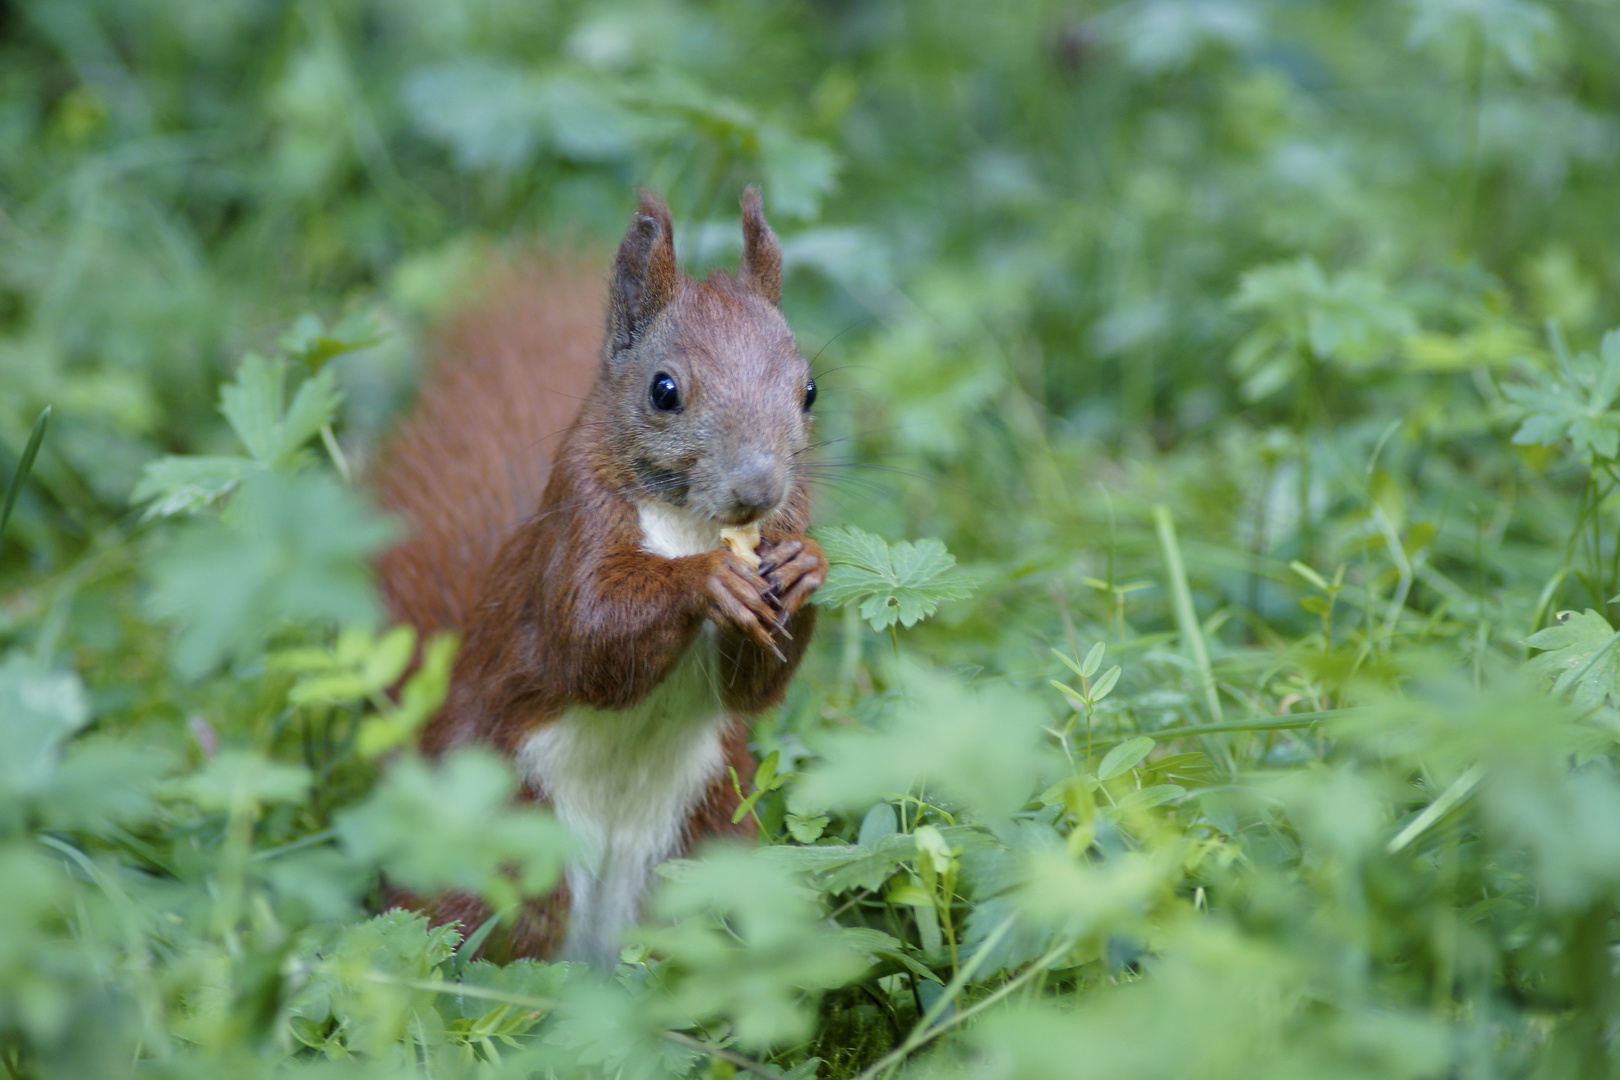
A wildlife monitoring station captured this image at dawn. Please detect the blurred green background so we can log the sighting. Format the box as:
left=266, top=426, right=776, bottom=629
left=7, top=1, right=1620, bottom=1077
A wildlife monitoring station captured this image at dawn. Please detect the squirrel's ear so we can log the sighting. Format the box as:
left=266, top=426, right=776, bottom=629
left=608, top=189, right=679, bottom=353
left=739, top=185, right=782, bottom=306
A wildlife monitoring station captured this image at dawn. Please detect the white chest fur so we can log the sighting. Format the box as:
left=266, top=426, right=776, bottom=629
left=515, top=499, right=730, bottom=966
left=635, top=498, right=722, bottom=560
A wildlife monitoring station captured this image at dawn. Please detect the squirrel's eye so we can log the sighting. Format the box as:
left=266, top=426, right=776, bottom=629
left=649, top=372, right=681, bottom=412
left=803, top=378, right=817, bottom=411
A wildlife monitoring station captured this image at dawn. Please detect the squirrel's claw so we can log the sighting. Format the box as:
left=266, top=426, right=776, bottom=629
left=707, top=550, right=789, bottom=661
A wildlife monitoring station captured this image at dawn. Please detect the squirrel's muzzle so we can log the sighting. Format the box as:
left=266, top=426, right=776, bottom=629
left=723, top=453, right=787, bottom=524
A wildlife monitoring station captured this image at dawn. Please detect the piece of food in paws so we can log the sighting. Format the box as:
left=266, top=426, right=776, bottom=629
left=719, top=523, right=763, bottom=569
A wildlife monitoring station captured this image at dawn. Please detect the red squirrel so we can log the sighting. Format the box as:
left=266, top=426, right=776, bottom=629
left=372, top=188, right=826, bottom=964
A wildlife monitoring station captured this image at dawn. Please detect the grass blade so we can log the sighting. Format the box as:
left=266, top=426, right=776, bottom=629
left=1094, top=708, right=1363, bottom=746
left=1155, top=504, right=1222, bottom=723
left=0, top=405, right=51, bottom=547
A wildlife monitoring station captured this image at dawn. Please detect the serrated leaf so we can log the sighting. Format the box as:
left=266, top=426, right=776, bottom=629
left=219, top=353, right=342, bottom=467
left=219, top=353, right=284, bottom=463
left=144, top=471, right=398, bottom=679
left=277, top=368, right=343, bottom=463
left=757, top=832, right=919, bottom=895
left=1525, top=609, right=1620, bottom=713
left=811, top=524, right=976, bottom=631
left=0, top=652, right=92, bottom=798
left=1505, top=333, right=1620, bottom=464
left=794, top=663, right=1051, bottom=820
left=167, top=750, right=310, bottom=814
left=131, top=455, right=254, bottom=519
left=642, top=847, right=867, bottom=1049
left=335, top=747, right=569, bottom=910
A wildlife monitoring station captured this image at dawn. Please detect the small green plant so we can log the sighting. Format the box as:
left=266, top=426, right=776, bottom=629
left=812, top=524, right=977, bottom=634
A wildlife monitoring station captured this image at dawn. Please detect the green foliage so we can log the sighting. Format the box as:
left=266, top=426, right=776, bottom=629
left=7, top=0, right=1620, bottom=1077
left=1506, top=328, right=1620, bottom=462
left=1523, top=608, right=1620, bottom=713
left=272, top=625, right=458, bottom=757
left=144, top=471, right=397, bottom=679
left=644, top=849, right=869, bottom=1049
left=334, top=748, right=570, bottom=912
left=813, top=525, right=976, bottom=631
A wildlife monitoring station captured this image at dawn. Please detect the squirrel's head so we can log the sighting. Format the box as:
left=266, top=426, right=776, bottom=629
left=600, top=187, right=815, bottom=528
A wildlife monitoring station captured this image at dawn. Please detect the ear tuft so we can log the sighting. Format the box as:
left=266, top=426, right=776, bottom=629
left=739, top=185, right=782, bottom=306
left=608, top=189, right=679, bottom=354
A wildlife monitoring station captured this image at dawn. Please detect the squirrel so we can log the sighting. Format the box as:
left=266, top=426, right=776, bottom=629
left=371, top=187, right=826, bottom=965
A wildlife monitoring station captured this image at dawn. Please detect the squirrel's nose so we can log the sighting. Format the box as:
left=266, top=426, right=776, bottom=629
left=726, top=456, right=785, bottom=522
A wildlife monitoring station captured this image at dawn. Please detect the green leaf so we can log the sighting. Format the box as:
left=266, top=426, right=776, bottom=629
left=220, top=353, right=342, bottom=467
left=642, top=847, right=868, bottom=1050
left=0, top=651, right=91, bottom=800
left=794, top=664, right=1052, bottom=820
left=1081, top=641, right=1106, bottom=679
left=132, top=346, right=345, bottom=517
left=785, top=812, right=828, bottom=843
left=755, top=748, right=781, bottom=792
left=355, top=632, right=458, bottom=759
left=1525, top=609, right=1620, bottom=712
left=130, top=455, right=254, bottom=520
left=914, top=823, right=955, bottom=874
left=1504, top=331, right=1620, bottom=463
left=35, top=738, right=176, bottom=832
left=836, top=926, right=943, bottom=983
left=286, top=910, right=463, bottom=1056
left=334, top=747, right=570, bottom=911
left=1290, top=560, right=1330, bottom=592
left=143, top=471, right=398, bottom=679
left=278, top=312, right=385, bottom=371
left=811, top=524, right=976, bottom=631
left=759, top=832, right=918, bottom=895
left=1090, top=665, right=1122, bottom=703
left=1408, top=0, right=1557, bottom=75
left=271, top=624, right=417, bottom=706
left=1098, top=736, right=1156, bottom=781
left=166, top=750, right=311, bottom=815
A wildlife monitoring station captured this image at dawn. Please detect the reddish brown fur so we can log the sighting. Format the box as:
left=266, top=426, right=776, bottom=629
left=370, top=191, right=824, bottom=959
left=374, top=257, right=604, bottom=636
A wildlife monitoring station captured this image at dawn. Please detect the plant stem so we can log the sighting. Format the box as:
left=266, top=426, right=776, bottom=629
left=853, top=928, right=1068, bottom=1080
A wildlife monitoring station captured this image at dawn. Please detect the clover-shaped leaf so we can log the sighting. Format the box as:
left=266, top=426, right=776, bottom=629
left=811, top=524, right=976, bottom=631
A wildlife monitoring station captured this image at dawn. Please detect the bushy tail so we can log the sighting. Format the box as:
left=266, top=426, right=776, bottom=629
left=372, top=256, right=605, bottom=636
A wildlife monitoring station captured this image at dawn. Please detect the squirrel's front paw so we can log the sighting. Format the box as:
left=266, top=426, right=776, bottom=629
left=703, top=551, right=786, bottom=661
left=757, top=537, right=827, bottom=622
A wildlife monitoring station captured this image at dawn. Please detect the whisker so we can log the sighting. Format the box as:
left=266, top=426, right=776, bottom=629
left=808, top=320, right=873, bottom=370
